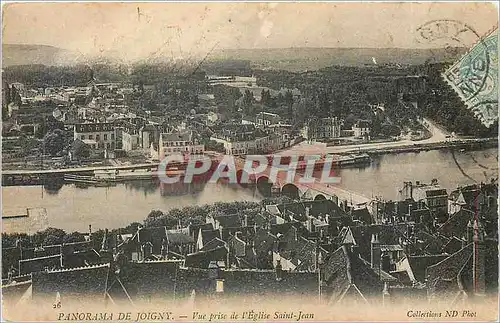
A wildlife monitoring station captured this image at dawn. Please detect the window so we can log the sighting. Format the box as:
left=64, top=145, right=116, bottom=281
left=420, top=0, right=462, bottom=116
left=111, top=133, right=115, bottom=140
left=89, top=135, right=93, bottom=140
left=81, top=135, right=85, bottom=140
left=104, top=134, right=108, bottom=140
left=96, top=134, right=100, bottom=141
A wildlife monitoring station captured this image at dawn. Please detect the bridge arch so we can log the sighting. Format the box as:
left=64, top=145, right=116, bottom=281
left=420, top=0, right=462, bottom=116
left=281, top=183, right=300, bottom=200
left=256, top=175, right=273, bottom=197
left=314, top=194, right=327, bottom=201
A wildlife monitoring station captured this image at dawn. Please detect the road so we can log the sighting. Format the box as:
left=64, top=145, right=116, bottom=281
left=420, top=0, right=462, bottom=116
left=2, top=162, right=160, bottom=175
left=278, top=118, right=461, bottom=156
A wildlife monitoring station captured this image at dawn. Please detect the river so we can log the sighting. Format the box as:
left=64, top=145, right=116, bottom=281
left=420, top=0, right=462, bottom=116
left=2, top=148, right=497, bottom=234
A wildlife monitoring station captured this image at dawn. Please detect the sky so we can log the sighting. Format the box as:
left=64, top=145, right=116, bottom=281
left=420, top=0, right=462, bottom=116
left=2, top=2, right=498, bottom=62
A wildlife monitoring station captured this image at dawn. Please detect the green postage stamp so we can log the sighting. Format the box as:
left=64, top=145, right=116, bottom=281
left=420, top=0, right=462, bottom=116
left=442, top=28, right=498, bottom=128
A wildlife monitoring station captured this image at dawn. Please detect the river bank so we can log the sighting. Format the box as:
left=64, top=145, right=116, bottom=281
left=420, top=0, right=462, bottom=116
left=2, top=148, right=497, bottom=234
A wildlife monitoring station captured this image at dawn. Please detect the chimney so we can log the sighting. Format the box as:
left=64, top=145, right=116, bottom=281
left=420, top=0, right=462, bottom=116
left=371, top=233, right=381, bottom=270
left=101, top=229, right=109, bottom=253
left=473, top=219, right=486, bottom=296
left=275, top=258, right=284, bottom=281
left=89, top=225, right=92, bottom=240
left=243, top=214, right=248, bottom=227
left=467, top=219, right=474, bottom=242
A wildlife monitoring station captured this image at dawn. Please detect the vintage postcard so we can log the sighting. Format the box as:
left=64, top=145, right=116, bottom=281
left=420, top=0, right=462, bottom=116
left=1, top=2, right=499, bottom=322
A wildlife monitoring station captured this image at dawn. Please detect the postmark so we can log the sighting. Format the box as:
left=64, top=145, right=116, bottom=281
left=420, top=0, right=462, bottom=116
left=416, top=20, right=498, bottom=128
left=415, top=20, right=482, bottom=64
left=442, top=28, right=498, bottom=128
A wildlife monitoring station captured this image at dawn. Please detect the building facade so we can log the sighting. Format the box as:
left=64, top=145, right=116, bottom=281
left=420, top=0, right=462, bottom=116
left=256, top=112, right=281, bottom=127
left=73, top=122, right=116, bottom=150
left=302, top=117, right=342, bottom=140
left=353, top=120, right=371, bottom=138
left=158, top=131, right=204, bottom=160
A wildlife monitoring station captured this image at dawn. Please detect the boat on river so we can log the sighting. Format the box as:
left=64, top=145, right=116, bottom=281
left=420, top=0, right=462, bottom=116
left=64, top=168, right=185, bottom=185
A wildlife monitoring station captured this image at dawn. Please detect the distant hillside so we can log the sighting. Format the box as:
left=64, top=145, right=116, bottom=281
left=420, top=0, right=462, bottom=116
left=2, top=44, right=87, bottom=67
left=2, top=44, right=468, bottom=72
left=209, top=47, right=468, bottom=72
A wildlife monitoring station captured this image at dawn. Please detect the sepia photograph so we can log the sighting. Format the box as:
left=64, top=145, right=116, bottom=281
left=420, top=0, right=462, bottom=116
left=1, top=2, right=498, bottom=321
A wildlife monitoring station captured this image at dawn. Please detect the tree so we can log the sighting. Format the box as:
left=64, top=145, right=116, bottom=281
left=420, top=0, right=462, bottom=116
left=243, top=89, right=255, bottom=115
left=63, top=231, right=86, bottom=244
left=73, top=140, right=91, bottom=160
left=144, top=209, right=166, bottom=227
left=284, top=90, right=294, bottom=118
left=43, top=129, right=65, bottom=156
left=32, top=227, right=66, bottom=246
left=19, top=135, right=40, bottom=156
left=123, top=222, right=142, bottom=234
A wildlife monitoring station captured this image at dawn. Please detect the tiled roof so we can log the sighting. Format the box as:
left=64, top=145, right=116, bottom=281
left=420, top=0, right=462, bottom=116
left=276, top=227, right=319, bottom=272
left=358, top=257, right=397, bottom=282
left=438, top=209, right=474, bottom=238
left=390, top=270, right=413, bottom=286
left=19, top=254, right=62, bottom=275
left=415, top=229, right=448, bottom=254
left=161, top=131, right=192, bottom=142
left=322, top=245, right=387, bottom=304
left=166, top=231, right=195, bottom=245
left=346, top=224, right=410, bottom=262
left=31, top=263, right=109, bottom=305
left=199, top=229, right=221, bottom=247
left=190, top=223, right=213, bottom=241
left=213, top=214, right=241, bottom=228
left=118, top=261, right=180, bottom=301
left=185, top=246, right=228, bottom=269
left=270, top=222, right=306, bottom=236
left=221, top=226, right=256, bottom=242
left=351, top=207, right=372, bottom=224
left=235, top=245, right=259, bottom=269
left=137, top=226, right=167, bottom=254
left=253, top=229, right=277, bottom=258
left=441, top=237, right=464, bottom=255
left=200, top=238, right=226, bottom=251
left=406, top=254, right=449, bottom=283
left=62, top=249, right=101, bottom=268
left=426, top=243, right=473, bottom=300
left=221, top=269, right=318, bottom=300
